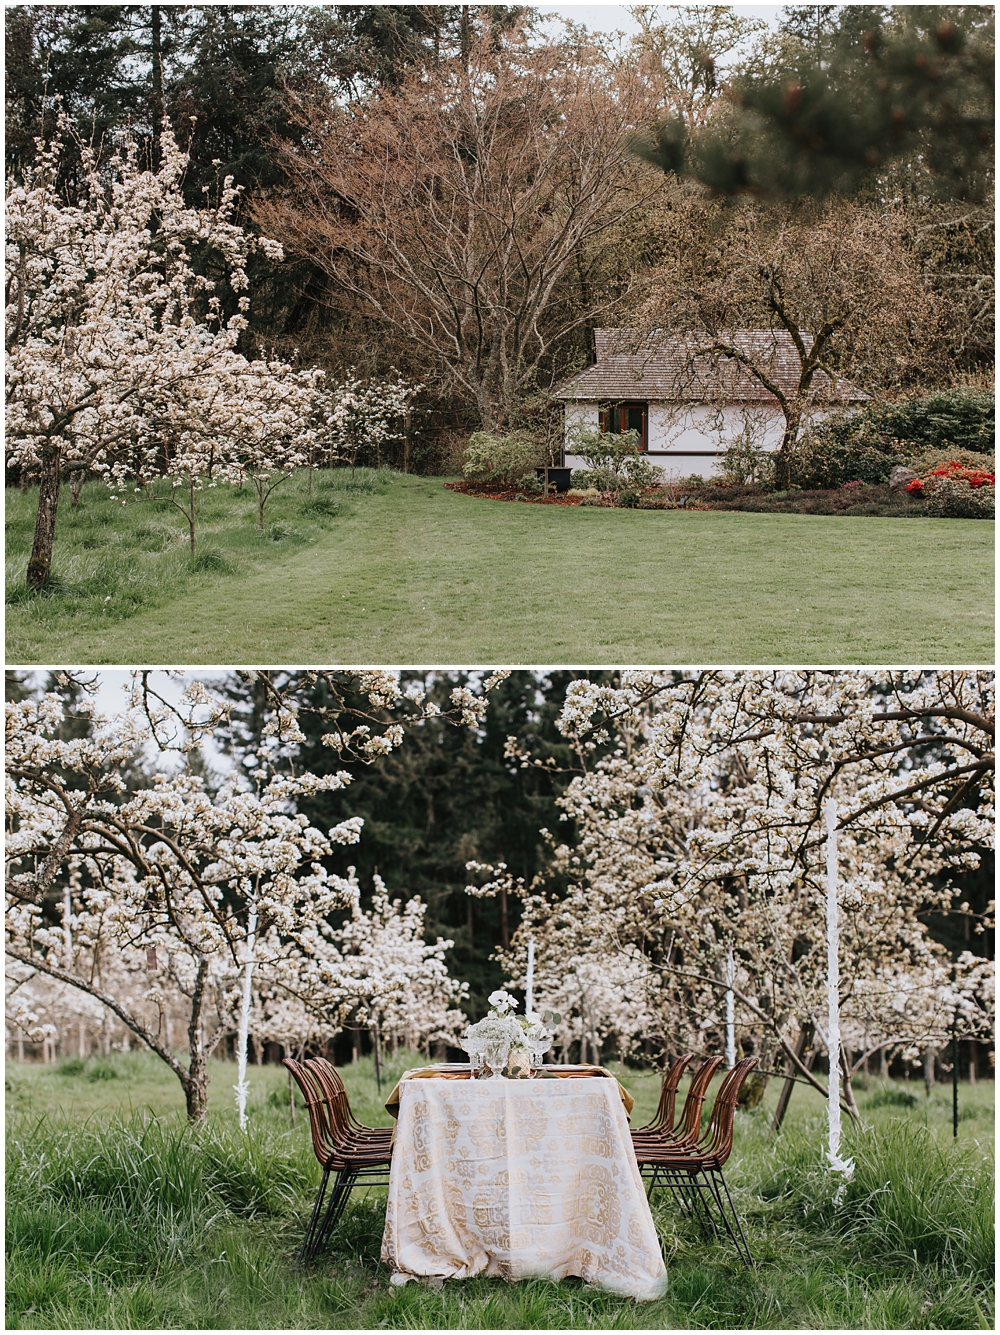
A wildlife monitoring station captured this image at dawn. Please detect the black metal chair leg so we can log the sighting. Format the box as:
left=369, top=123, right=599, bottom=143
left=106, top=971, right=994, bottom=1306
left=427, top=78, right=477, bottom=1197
left=310, top=1169, right=357, bottom=1261
left=706, top=1168, right=753, bottom=1268
left=307, top=1169, right=347, bottom=1262
left=297, top=1166, right=331, bottom=1266
left=681, top=1171, right=719, bottom=1241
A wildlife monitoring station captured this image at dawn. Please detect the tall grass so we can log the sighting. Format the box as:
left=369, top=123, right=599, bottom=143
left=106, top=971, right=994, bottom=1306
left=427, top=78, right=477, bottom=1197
left=5, top=469, right=388, bottom=628
left=5, top=1052, right=994, bottom=1330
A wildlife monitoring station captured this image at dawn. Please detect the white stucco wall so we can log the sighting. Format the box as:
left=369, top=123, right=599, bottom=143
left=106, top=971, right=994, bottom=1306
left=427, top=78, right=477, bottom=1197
left=562, top=400, right=786, bottom=481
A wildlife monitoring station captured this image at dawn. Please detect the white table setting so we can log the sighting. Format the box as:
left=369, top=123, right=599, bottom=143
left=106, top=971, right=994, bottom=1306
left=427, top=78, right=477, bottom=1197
left=380, top=978, right=667, bottom=1301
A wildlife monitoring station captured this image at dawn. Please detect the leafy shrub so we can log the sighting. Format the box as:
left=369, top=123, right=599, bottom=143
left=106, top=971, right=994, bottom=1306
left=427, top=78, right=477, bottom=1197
left=568, top=427, right=663, bottom=491
left=904, top=460, right=995, bottom=517
left=714, top=435, right=776, bottom=488
left=863, top=1083, right=918, bottom=1110
left=907, top=459, right=995, bottom=493
left=792, top=389, right=995, bottom=490
left=902, top=447, right=995, bottom=477
left=462, top=430, right=544, bottom=486
left=922, top=479, right=995, bottom=518
left=617, top=488, right=641, bottom=508
left=876, top=388, right=995, bottom=454
left=792, top=428, right=901, bottom=489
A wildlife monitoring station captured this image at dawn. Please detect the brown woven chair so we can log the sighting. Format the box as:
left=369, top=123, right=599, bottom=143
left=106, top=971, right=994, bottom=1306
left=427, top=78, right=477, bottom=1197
left=633, top=1054, right=694, bottom=1136
left=637, top=1056, right=758, bottom=1267
left=631, top=1054, right=723, bottom=1152
left=304, top=1058, right=393, bottom=1146
left=284, top=1058, right=392, bottom=1264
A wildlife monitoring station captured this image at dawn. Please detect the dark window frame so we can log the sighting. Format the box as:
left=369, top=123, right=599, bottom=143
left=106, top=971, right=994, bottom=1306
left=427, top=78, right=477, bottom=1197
left=599, top=401, right=648, bottom=451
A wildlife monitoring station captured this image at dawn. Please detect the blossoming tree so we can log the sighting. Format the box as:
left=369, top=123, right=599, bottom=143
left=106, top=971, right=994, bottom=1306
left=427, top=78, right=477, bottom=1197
left=5, top=116, right=301, bottom=584
left=309, top=369, right=419, bottom=474
left=491, top=670, right=994, bottom=1110
left=6, top=670, right=508, bottom=1120
left=264, top=871, right=468, bottom=1083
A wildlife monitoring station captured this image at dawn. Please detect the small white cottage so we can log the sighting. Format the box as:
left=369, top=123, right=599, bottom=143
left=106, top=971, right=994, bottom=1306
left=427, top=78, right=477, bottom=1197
left=553, top=329, right=868, bottom=479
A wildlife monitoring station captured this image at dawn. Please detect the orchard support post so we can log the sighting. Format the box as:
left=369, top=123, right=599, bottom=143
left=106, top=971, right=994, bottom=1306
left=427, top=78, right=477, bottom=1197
left=825, top=799, right=854, bottom=1182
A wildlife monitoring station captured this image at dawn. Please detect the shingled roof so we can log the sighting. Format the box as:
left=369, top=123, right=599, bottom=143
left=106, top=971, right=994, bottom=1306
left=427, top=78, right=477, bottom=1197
left=553, top=329, right=868, bottom=405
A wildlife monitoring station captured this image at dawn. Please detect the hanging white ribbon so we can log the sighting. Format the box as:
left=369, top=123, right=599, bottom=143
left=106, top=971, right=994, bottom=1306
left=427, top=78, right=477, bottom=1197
left=825, top=799, right=854, bottom=1182
left=725, top=947, right=736, bottom=1069
left=526, top=938, right=535, bottom=1016
left=234, top=907, right=258, bottom=1132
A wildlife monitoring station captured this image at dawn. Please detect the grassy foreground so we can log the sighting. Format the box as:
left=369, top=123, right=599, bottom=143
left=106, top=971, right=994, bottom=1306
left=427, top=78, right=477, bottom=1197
left=6, top=471, right=994, bottom=664
left=6, top=1050, right=994, bottom=1330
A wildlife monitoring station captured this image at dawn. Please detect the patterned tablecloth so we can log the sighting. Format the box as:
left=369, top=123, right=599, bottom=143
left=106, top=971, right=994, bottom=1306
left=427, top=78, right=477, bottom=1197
left=381, top=1075, right=667, bottom=1301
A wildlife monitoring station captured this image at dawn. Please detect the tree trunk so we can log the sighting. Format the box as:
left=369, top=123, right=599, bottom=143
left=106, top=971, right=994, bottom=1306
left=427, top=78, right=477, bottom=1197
left=70, top=469, right=85, bottom=506
left=772, top=1022, right=816, bottom=1133
left=773, top=410, right=802, bottom=490
left=968, top=1041, right=976, bottom=1084
left=188, top=477, right=196, bottom=551
left=499, top=886, right=509, bottom=949
left=151, top=5, right=165, bottom=167
left=923, top=1046, right=936, bottom=1096
left=27, top=448, right=62, bottom=588
left=183, top=1066, right=208, bottom=1122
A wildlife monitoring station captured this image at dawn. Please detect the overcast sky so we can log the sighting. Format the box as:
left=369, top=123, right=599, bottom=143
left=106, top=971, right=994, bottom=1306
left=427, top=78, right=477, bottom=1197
left=540, top=4, right=783, bottom=36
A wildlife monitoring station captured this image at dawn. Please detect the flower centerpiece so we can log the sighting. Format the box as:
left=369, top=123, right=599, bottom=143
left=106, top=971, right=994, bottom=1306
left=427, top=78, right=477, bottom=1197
left=462, top=989, right=553, bottom=1078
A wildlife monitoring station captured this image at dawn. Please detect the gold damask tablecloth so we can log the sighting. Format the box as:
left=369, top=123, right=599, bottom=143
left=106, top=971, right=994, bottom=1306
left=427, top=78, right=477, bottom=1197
left=381, top=1076, right=667, bottom=1300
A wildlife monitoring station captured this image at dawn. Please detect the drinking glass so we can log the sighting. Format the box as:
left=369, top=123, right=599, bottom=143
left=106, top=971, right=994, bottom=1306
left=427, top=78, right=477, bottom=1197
left=460, top=1037, right=484, bottom=1078
left=483, top=1036, right=509, bottom=1078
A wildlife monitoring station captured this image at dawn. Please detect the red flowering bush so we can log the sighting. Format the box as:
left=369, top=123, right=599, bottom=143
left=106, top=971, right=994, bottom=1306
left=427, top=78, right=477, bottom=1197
left=906, top=460, right=995, bottom=496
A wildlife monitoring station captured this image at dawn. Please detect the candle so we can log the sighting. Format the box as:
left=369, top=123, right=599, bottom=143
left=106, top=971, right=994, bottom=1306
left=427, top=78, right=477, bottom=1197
left=526, top=938, right=535, bottom=1016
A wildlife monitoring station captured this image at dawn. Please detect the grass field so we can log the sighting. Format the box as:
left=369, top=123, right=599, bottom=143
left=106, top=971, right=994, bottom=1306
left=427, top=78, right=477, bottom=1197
left=6, top=471, right=994, bottom=664
left=6, top=1049, right=994, bottom=1330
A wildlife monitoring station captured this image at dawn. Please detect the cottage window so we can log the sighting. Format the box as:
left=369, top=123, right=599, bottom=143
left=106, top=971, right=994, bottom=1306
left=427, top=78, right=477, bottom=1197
left=599, top=401, right=648, bottom=450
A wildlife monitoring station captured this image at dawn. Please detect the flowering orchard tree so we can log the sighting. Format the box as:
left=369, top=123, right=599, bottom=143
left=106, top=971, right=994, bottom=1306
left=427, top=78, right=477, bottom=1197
left=309, top=369, right=419, bottom=474
left=268, top=871, right=468, bottom=1073
left=226, top=362, right=321, bottom=530
left=5, top=117, right=295, bottom=584
left=141, top=356, right=318, bottom=552
left=5, top=692, right=362, bottom=1120
left=6, top=670, right=509, bottom=1119
left=496, top=670, right=994, bottom=1111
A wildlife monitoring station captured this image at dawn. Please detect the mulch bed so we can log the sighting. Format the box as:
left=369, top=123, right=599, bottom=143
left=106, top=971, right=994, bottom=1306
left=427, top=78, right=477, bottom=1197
left=446, top=480, right=930, bottom=517
left=445, top=480, right=583, bottom=505
left=689, top=483, right=928, bottom=516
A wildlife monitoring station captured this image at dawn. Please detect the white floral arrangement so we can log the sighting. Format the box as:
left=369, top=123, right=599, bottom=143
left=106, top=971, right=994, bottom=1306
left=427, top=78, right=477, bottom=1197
left=463, top=989, right=553, bottom=1070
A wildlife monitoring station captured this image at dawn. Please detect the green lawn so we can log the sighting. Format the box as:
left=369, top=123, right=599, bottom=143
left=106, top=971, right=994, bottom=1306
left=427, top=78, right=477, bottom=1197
left=6, top=471, right=994, bottom=664
left=6, top=1050, right=993, bottom=1330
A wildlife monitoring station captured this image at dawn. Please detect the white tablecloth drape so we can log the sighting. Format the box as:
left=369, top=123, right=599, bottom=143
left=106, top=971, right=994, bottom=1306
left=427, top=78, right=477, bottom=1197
left=381, top=1075, right=667, bottom=1301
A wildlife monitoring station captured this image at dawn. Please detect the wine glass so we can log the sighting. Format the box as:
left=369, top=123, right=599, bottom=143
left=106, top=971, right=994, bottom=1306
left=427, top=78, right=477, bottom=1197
left=460, top=1036, right=484, bottom=1078
left=483, top=1036, right=509, bottom=1079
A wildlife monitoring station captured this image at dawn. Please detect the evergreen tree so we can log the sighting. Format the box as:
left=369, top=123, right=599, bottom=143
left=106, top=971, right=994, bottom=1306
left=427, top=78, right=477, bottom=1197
left=213, top=670, right=611, bottom=1017
left=634, top=7, right=994, bottom=201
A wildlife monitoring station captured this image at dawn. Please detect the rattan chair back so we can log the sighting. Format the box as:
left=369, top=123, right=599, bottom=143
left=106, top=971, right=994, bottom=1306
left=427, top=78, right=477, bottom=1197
left=638, top=1054, right=693, bottom=1134
left=284, top=1057, right=341, bottom=1167
left=698, top=1056, right=758, bottom=1166
left=303, top=1059, right=355, bottom=1137
left=675, top=1054, right=724, bottom=1146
